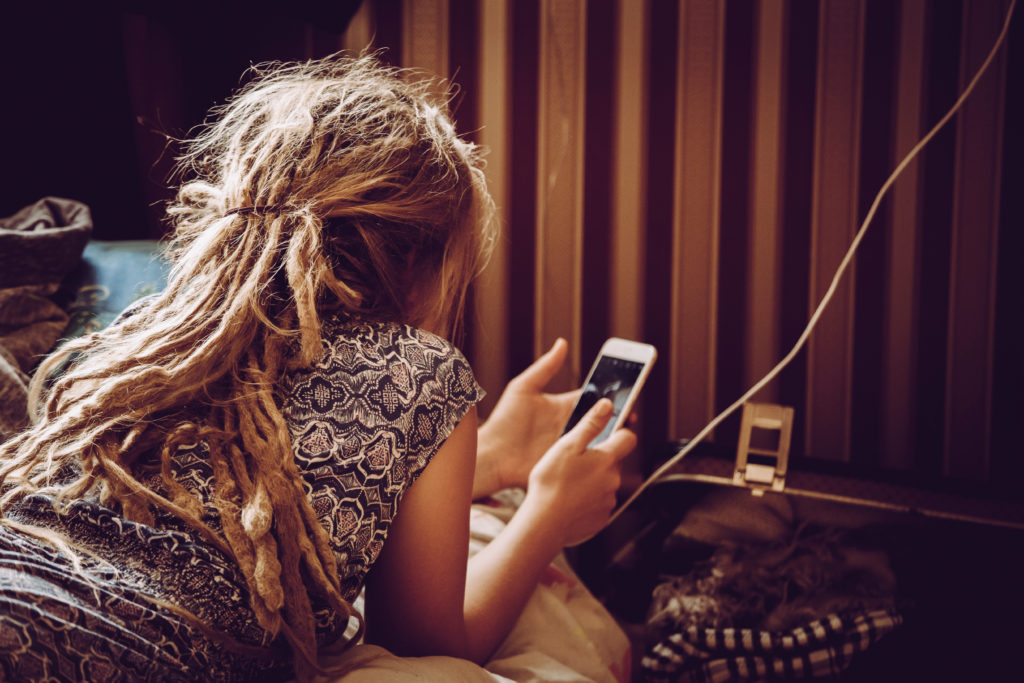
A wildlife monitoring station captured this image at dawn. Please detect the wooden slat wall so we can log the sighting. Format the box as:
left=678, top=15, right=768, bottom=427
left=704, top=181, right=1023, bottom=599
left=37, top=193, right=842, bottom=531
left=346, top=0, right=1023, bottom=492
left=945, top=0, right=1009, bottom=480
left=472, top=0, right=512, bottom=415
left=806, top=0, right=865, bottom=464
left=610, top=0, right=648, bottom=349
left=671, top=0, right=725, bottom=440
left=534, top=0, right=587, bottom=378
left=884, top=0, right=927, bottom=473
left=746, top=0, right=788, bottom=409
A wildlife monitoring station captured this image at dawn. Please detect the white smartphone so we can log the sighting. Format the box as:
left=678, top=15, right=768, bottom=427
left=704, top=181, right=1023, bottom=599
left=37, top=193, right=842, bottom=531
left=562, top=338, right=657, bottom=446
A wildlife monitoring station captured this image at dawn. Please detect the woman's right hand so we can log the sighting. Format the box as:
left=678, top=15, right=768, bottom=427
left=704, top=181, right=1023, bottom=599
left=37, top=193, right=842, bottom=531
left=522, top=398, right=637, bottom=547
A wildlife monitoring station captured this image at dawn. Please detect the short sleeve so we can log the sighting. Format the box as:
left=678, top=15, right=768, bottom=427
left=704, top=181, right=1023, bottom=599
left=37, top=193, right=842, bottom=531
left=280, top=317, right=484, bottom=499
left=397, top=327, right=484, bottom=484
left=278, top=318, right=484, bottom=602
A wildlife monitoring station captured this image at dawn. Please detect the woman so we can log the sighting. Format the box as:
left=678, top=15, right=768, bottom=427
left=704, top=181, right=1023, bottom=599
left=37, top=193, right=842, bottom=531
left=0, top=54, right=635, bottom=681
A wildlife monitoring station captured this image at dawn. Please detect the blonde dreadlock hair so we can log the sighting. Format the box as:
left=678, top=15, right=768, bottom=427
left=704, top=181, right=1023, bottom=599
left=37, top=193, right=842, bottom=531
left=0, top=53, right=495, bottom=679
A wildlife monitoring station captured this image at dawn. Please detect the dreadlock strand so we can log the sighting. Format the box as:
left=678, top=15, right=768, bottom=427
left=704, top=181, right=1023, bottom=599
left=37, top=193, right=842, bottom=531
left=253, top=336, right=344, bottom=604
left=293, top=519, right=351, bottom=623
left=225, top=443, right=256, bottom=498
left=113, top=421, right=165, bottom=473
left=232, top=372, right=292, bottom=617
left=294, top=480, right=342, bottom=591
left=271, top=502, right=317, bottom=643
left=241, top=481, right=285, bottom=607
left=96, top=455, right=235, bottom=557
left=56, top=470, right=99, bottom=503
left=121, top=493, right=156, bottom=527
left=157, top=427, right=208, bottom=520
left=252, top=532, right=286, bottom=614
left=277, top=621, right=329, bottom=681
left=206, top=437, right=283, bottom=635
left=232, top=364, right=317, bottom=647
left=284, top=219, right=329, bottom=364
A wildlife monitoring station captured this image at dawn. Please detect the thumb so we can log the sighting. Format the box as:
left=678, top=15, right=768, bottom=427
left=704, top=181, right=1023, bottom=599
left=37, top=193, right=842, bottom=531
left=563, top=398, right=614, bottom=451
left=516, top=338, right=568, bottom=391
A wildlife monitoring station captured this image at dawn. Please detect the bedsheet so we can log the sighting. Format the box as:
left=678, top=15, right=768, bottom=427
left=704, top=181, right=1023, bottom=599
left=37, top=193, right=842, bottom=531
left=314, top=489, right=631, bottom=683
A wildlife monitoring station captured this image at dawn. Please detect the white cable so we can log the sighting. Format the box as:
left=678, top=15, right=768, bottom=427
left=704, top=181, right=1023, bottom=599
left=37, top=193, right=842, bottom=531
left=607, top=0, right=1018, bottom=527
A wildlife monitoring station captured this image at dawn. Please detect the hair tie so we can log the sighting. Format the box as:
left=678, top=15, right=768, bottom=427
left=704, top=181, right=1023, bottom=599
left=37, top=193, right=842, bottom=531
left=224, top=204, right=287, bottom=217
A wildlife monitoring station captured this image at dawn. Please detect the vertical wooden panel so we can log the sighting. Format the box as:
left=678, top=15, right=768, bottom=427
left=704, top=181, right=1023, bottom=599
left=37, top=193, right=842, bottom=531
left=402, top=0, right=450, bottom=80
left=805, top=0, right=864, bottom=462
left=944, top=0, right=1009, bottom=479
left=670, top=0, right=725, bottom=437
left=914, top=0, right=960, bottom=476
left=715, top=0, right=754, bottom=442
left=581, top=1, right=616, bottom=364
left=472, top=0, right=512, bottom=415
left=610, top=0, right=649, bottom=344
left=448, top=0, right=481, bottom=137
left=609, top=0, right=649, bottom=488
left=641, top=0, right=680, bottom=459
left=370, top=0, right=404, bottom=64
left=850, top=0, right=897, bottom=468
left=341, top=1, right=374, bottom=54
left=746, top=0, right=788, bottom=403
left=535, top=0, right=587, bottom=385
left=448, top=0, right=482, bottom=361
left=777, top=0, right=818, bottom=462
left=991, top=0, right=1024, bottom=491
left=882, top=0, right=927, bottom=470
left=121, top=15, right=184, bottom=240
left=506, top=0, right=540, bottom=378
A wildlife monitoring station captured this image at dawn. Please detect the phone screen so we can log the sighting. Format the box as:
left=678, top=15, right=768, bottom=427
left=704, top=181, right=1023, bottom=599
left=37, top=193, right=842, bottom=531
left=563, top=355, right=646, bottom=445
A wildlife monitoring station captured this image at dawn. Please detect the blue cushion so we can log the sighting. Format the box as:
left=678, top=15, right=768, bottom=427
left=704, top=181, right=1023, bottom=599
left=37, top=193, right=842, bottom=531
left=60, top=240, right=168, bottom=340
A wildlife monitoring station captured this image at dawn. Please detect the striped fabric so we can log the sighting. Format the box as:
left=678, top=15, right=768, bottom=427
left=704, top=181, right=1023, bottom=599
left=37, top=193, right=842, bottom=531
left=641, top=609, right=902, bottom=682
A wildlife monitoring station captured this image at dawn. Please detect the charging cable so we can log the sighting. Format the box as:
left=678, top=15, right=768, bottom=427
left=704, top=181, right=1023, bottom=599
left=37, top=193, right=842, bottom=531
left=607, top=0, right=1018, bottom=527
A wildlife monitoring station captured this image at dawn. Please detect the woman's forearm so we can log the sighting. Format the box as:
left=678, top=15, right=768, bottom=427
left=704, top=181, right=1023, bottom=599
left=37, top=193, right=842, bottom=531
left=367, top=400, right=628, bottom=664
left=460, top=494, right=564, bottom=663
left=471, top=430, right=505, bottom=499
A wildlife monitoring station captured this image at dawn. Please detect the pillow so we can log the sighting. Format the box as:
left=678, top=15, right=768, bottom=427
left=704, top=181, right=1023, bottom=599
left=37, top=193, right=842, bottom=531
left=58, top=240, right=168, bottom=341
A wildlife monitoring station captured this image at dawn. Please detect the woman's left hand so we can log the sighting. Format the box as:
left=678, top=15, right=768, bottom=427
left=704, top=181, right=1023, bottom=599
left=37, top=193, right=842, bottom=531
left=474, top=338, right=578, bottom=498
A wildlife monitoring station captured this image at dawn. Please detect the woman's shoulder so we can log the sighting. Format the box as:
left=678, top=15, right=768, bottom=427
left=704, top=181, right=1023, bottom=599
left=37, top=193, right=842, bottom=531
left=282, top=316, right=482, bottom=410
left=281, top=316, right=483, bottom=460
left=319, top=316, right=471, bottom=374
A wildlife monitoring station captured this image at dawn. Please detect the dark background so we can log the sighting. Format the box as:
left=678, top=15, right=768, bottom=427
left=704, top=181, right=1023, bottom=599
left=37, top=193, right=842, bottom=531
left=1, top=2, right=364, bottom=239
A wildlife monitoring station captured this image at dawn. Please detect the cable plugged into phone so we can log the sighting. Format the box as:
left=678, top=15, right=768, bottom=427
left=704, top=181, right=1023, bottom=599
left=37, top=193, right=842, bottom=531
left=604, top=0, right=1018, bottom=529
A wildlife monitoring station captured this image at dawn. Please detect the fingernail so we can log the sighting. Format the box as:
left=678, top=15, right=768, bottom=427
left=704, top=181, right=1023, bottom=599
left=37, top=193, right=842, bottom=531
left=595, top=398, right=613, bottom=416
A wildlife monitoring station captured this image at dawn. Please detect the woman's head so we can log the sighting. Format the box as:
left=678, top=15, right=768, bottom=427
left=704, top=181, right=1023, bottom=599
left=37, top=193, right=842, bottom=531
left=169, top=53, right=494, bottom=346
left=0, top=54, right=494, bottom=680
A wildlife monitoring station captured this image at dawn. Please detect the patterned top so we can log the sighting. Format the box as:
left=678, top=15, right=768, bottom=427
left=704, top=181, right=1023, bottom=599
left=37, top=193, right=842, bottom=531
left=283, top=318, right=483, bottom=605
left=0, top=317, right=483, bottom=681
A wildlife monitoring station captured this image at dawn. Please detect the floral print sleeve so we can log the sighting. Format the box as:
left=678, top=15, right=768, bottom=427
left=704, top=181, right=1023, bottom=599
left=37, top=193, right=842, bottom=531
left=280, top=319, right=484, bottom=602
